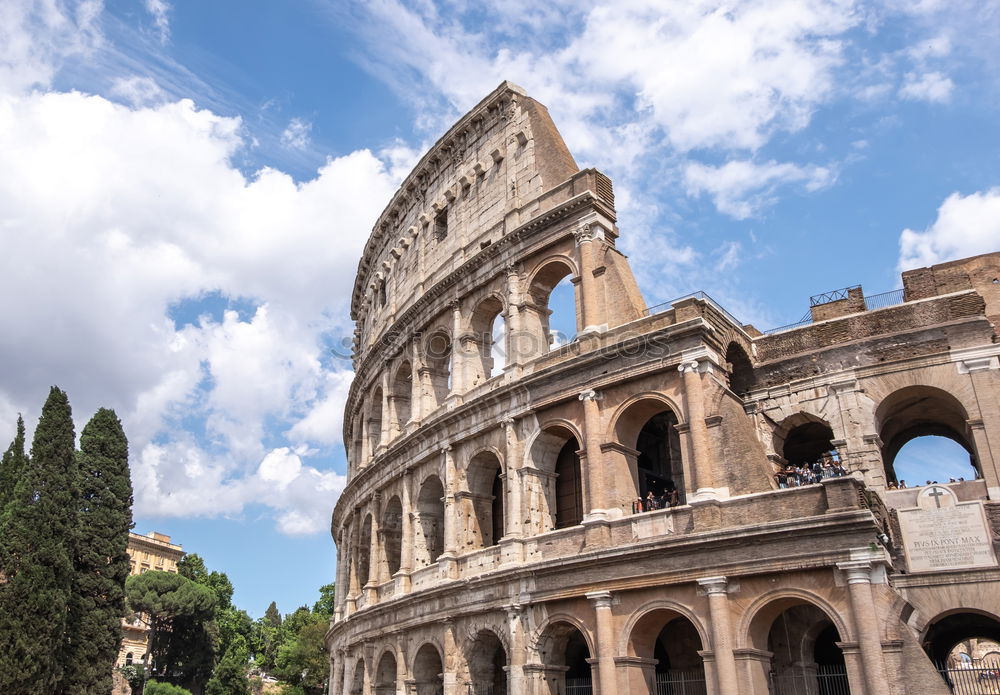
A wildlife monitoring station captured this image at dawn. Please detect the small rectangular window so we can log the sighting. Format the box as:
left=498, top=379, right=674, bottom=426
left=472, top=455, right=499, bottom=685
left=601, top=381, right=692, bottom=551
left=434, top=208, right=448, bottom=240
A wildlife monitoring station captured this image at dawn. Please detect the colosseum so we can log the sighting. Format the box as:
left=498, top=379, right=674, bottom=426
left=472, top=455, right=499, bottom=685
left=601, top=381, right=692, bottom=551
left=326, top=82, right=1000, bottom=695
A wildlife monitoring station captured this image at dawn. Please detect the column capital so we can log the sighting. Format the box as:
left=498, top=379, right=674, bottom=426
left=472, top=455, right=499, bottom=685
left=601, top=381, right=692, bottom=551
left=678, top=360, right=701, bottom=374
left=501, top=415, right=516, bottom=428
left=585, top=590, right=614, bottom=608
left=578, top=389, right=603, bottom=402
left=573, top=221, right=607, bottom=245
left=837, top=560, right=873, bottom=584
left=697, top=575, right=730, bottom=595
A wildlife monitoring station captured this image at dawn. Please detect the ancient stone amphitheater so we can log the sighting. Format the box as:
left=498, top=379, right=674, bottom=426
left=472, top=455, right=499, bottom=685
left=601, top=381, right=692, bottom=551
left=326, top=82, right=1000, bottom=695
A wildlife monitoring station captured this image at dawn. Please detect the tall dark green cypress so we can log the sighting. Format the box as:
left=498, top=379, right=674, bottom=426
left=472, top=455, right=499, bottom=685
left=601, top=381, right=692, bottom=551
left=0, top=414, right=27, bottom=519
left=63, top=408, right=134, bottom=695
left=0, top=387, right=78, bottom=694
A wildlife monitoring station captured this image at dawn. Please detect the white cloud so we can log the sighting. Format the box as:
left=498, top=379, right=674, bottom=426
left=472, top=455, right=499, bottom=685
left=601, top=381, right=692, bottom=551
left=684, top=159, right=835, bottom=219
left=109, top=75, right=166, bottom=106
left=898, top=188, right=1000, bottom=270
left=145, top=0, right=171, bottom=44
left=280, top=117, right=312, bottom=151
left=899, top=71, right=954, bottom=103
left=0, top=85, right=397, bottom=534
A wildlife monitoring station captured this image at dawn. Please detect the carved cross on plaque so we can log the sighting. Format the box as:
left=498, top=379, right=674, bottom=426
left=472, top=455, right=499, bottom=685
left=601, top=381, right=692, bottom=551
left=926, top=486, right=946, bottom=508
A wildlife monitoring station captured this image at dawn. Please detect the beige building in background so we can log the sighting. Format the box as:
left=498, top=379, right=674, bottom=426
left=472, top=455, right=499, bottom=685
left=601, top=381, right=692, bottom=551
left=117, top=531, right=184, bottom=668
left=327, top=82, right=1000, bottom=695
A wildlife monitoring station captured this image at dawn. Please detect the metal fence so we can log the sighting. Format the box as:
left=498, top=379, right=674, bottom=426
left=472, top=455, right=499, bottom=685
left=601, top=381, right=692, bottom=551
left=468, top=684, right=503, bottom=695
left=863, top=288, right=905, bottom=311
left=655, top=669, right=708, bottom=695
left=644, top=290, right=745, bottom=329
left=566, top=677, right=593, bottom=695
left=936, top=664, right=1000, bottom=694
left=768, top=664, right=851, bottom=695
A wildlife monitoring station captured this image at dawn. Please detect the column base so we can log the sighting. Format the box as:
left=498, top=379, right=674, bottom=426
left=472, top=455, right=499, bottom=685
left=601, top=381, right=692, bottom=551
left=437, top=553, right=459, bottom=579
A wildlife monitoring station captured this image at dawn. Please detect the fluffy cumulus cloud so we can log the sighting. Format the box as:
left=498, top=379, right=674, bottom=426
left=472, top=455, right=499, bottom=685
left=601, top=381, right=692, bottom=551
left=0, top=2, right=400, bottom=535
left=684, top=160, right=835, bottom=219
left=898, top=189, right=1000, bottom=271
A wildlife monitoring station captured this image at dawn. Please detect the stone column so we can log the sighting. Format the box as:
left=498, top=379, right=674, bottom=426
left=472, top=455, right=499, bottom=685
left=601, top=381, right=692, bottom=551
left=697, top=576, right=739, bottom=695
left=504, top=264, right=525, bottom=368
left=395, top=636, right=409, bottom=695
left=365, top=496, right=382, bottom=604
left=442, top=619, right=459, bottom=695
left=838, top=561, right=887, bottom=695
left=449, top=300, right=464, bottom=397
left=409, top=346, right=423, bottom=427
left=587, top=591, right=619, bottom=695
left=360, top=404, right=372, bottom=467
left=397, top=471, right=414, bottom=593
left=579, top=389, right=607, bottom=517
left=440, top=445, right=460, bottom=578
left=345, top=516, right=359, bottom=615
left=963, top=355, right=1000, bottom=496
left=680, top=360, right=715, bottom=500
left=502, top=416, right=523, bottom=537
left=380, top=372, right=392, bottom=451
left=331, top=649, right=345, bottom=695
left=334, top=534, right=347, bottom=621
left=506, top=604, right=527, bottom=695
left=574, top=220, right=607, bottom=334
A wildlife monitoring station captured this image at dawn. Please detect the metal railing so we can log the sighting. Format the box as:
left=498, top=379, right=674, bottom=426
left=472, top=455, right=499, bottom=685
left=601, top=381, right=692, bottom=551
left=566, top=677, right=593, bottom=695
left=655, top=669, right=708, bottom=694
left=863, top=288, right=904, bottom=311
left=644, top=291, right=745, bottom=329
left=765, top=288, right=906, bottom=335
left=937, top=663, right=1000, bottom=694
left=768, top=664, right=851, bottom=695
left=810, top=285, right=861, bottom=306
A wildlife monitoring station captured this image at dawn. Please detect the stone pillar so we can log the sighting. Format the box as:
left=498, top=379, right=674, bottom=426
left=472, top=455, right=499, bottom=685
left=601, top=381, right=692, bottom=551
left=397, top=471, right=414, bottom=593
left=579, top=389, right=607, bottom=517
left=440, top=445, right=460, bottom=578
left=615, top=656, right=656, bottom=695
left=838, top=561, right=887, bottom=695
left=697, top=576, right=739, bottom=695
left=331, top=649, right=345, bottom=695
left=395, top=636, right=409, bottom=695
left=587, top=591, right=619, bottom=695
left=733, top=648, right=773, bottom=695
left=442, top=619, right=459, bottom=695
left=380, top=373, right=392, bottom=451
left=574, top=219, right=608, bottom=334
left=680, top=360, right=715, bottom=500
left=502, top=416, right=523, bottom=537
left=360, top=404, right=372, bottom=467
left=507, top=604, right=527, bottom=695
left=449, top=300, right=464, bottom=397
left=365, top=496, right=382, bottom=604
left=504, top=264, right=525, bottom=369
left=345, top=516, right=359, bottom=615
left=334, top=534, right=347, bottom=621
left=963, top=356, right=1000, bottom=496
left=409, top=346, right=423, bottom=427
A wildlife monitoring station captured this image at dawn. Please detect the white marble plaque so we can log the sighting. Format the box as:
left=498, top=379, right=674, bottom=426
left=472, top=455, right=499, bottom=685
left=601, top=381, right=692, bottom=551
left=898, top=487, right=997, bottom=573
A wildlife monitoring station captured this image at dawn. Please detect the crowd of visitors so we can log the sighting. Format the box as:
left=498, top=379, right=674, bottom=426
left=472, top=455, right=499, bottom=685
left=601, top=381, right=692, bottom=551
left=633, top=486, right=680, bottom=513
left=774, top=452, right=847, bottom=488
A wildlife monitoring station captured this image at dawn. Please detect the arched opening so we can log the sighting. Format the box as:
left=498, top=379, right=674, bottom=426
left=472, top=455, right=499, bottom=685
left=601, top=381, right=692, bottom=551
left=375, top=651, right=398, bottom=695
left=350, top=658, right=365, bottom=695
left=368, top=389, right=384, bottom=455
left=555, top=439, right=583, bottom=529
left=415, top=476, right=445, bottom=567
left=627, top=610, right=705, bottom=694
left=725, top=341, right=756, bottom=396
left=351, top=415, right=364, bottom=472
left=876, top=386, right=979, bottom=486
left=357, top=514, right=373, bottom=587
left=125, top=652, right=133, bottom=666
left=467, top=452, right=505, bottom=548
left=523, top=260, right=576, bottom=361
left=924, top=611, right=1000, bottom=687
left=614, top=399, right=685, bottom=509
left=424, top=331, right=452, bottom=409
left=470, top=296, right=506, bottom=385
left=747, top=600, right=851, bottom=695
left=536, top=622, right=592, bottom=695
left=413, top=643, right=444, bottom=695
left=468, top=630, right=508, bottom=695
left=774, top=414, right=837, bottom=469
left=391, top=361, right=413, bottom=435
left=526, top=426, right=584, bottom=532
left=381, top=496, right=403, bottom=577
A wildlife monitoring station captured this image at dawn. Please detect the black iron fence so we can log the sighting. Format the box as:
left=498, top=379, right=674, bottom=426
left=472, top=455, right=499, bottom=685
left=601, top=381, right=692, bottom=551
left=566, top=677, right=593, bottom=695
left=655, top=669, right=708, bottom=694
left=937, top=664, right=1000, bottom=694
left=768, top=664, right=851, bottom=695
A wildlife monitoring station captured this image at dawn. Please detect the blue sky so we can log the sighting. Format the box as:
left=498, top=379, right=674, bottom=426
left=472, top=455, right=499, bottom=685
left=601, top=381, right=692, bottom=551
left=0, top=0, right=998, bottom=617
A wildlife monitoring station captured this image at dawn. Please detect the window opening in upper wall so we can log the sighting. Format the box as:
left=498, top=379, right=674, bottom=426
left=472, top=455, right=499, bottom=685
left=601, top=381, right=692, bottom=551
left=434, top=208, right=448, bottom=240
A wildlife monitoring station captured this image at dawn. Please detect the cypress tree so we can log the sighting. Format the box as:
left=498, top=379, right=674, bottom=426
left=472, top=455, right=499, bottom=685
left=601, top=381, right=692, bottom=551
left=0, top=387, right=78, bottom=694
left=63, top=408, right=134, bottom=695
left=0, top=414, right=27, bottom=518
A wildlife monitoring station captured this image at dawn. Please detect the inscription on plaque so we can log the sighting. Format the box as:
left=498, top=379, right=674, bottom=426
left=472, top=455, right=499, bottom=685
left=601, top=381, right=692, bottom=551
left=897, top=486, right=997, bottom=573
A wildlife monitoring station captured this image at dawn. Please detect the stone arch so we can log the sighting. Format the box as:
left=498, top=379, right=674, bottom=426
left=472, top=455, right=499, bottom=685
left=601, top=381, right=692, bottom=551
left=423, top=329, right=452, bottom=410
left=619, top=600, right=711, bottom=657
left=874, top=385, right=978, bottom=483
left=623, top=604, right=707, bottom=694
left=611, top=394, right=686, bottom=507
left=391, top=360, right=413, bottom=435
left=469, top=293, right=507, bottom=385
left=466, top=449, right=506, bottom=548
left=739, top=589, right=852, bottom=648
left=374, top=648, right=398, bottom=695
left=350, top=657, right=365, bottom=695
left=725, top=340, right=756, bottom=395
left=411, top=641, right=445, bottom=695
left=522, top=256, right=579, bottom=360
left=743, top=592, right=853, bottom=695
left=530, top=616, right=595, bottom=695
left=465, top=627, right=509, bottom=695
left=772, top=412, right=837, bottom=468
left=525, top=422, right=584, bottom=531
left=381, top=495, right=403, bottom=577
left=922, top=609, right=1000, bottom=667
left=414, top=474, right=445, bottom=567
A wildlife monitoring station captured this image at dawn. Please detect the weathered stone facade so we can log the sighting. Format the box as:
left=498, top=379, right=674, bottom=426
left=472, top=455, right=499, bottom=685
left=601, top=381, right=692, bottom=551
left=327, top=82, right=1000, bottom=695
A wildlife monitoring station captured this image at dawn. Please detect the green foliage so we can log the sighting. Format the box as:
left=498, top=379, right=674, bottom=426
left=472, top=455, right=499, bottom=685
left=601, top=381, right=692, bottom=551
left=126, top=570, right=217, bottom=691
left=312, top=583, right=335, bottom=617
left=118, top=664, right=145, bottom=693
left=277, top=686, right=306, bottom=695
left=0, top=387, right=78, bottom=694
left=179, top=553, right=235, bottom=608
left=274, top=613, right=329, bottom=695
left=205, top=636, right=251, bottom=695
left=64, top=408, right=134, bottom=695
left=144, top=681, right=195, bottom=695
left=254, top=601, right=284, bottom=672
left=0, top=414, right=26, bottom=522
left=264, top=600, right=282, bottom=627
